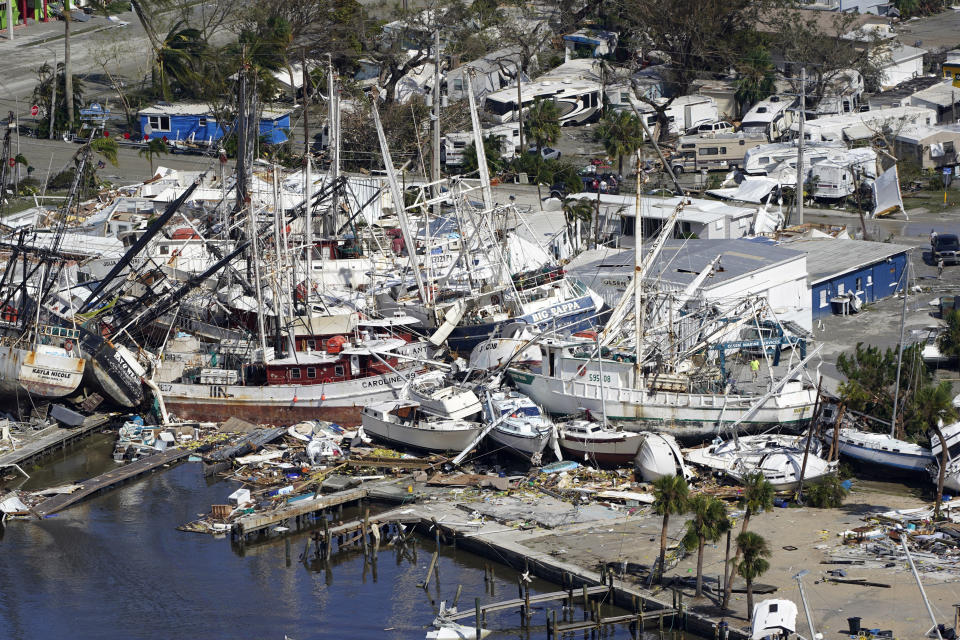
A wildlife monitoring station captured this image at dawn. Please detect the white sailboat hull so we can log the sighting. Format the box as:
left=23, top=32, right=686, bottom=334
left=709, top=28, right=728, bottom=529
left=823, top=428, right=934, bottom=473
left=489, top=427, right=551, bottom=459
left=636, top=433, right=689, bottom=482
left=361, top=410, right=482, bottom=453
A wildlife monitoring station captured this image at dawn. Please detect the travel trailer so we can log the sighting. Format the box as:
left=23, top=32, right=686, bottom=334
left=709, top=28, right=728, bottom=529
left=739, top=95, right=796, bottom=141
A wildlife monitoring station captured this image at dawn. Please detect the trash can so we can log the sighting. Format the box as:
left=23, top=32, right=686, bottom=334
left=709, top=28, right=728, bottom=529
left=848, top=617, right=862, bottom=635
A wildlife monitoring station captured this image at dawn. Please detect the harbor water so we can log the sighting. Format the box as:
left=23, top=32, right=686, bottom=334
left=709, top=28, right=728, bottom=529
left=0, top=437, right=692, bottom=640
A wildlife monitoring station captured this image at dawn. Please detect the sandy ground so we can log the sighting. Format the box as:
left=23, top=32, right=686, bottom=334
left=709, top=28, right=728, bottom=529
left=519, top=480, right=960, bottom=639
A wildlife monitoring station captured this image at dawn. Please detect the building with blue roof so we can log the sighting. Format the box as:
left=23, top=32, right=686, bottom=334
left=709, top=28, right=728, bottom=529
left=137, top=103, right=292, bottom=145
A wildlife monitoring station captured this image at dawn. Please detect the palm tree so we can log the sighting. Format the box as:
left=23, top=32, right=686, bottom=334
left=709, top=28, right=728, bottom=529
left=90, top=136, right=119, bottom=167
left=682, top=495, right=732, bottom=597
left=155, top=20, right=207, bottom=100
left=938, top=310, right=960, bottom=363
left=722, top=472, right=774, bottom=610
left=523, top=98, right=561, bottom=157
left=595, top=111, right=643, bottom=177
left=734, top=47, right=776, bottom=116
left=463, top=135, right=506, bottom=175
left=652, top=474, right=689, bottom=583
left=562, top=197, right=594, bottom=249
left=734, top=532, right=771, bottom=620
left=139, top=138, right=168, bottom=175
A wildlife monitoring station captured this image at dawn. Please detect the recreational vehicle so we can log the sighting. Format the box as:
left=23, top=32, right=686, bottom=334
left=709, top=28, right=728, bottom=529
left=483, top=59, right=603, bottom=126
left=670, top=133, right=768, bottom=173
left=442, top=124, right=521, bottom=166
left=739, top=96, right=796, bottom=141
left=743, top=140, right=846, bottom=175
left=606, top=92, right=718, bottom=136
left=788, top=106, right=937, bottom=143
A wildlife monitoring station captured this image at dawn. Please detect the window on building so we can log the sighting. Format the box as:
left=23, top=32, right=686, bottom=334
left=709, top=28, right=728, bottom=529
left=334, top=365, right=345, bottom=376
left=838, top=283, right=845, bottom=295
left=198, top=117, right=208, bottom=127
left=148, top=115, right=170, bottom=131
left=159, top=246, right=169, bottom=255
left=306, top=367, right=317, bottom=379
left=306, top=340, right=316, bottom=351
left=819, top=290, right=828, bottom=307
left=620, top=92, right=630, bottom=102
left=289, top=368, right=301, bottom=380
left=867, top=275, right=873, bottom=286
left=452, top=79, right=464, bottom=91
left=856, top=277, right=862, bottom=291
left=945, top=141, right=956, bottom=155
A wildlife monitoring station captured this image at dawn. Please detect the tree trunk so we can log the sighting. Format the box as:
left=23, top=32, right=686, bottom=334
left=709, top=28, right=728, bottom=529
left=722, top=529, right=731, bottom=603
left=722, top=511, right=751, bottom=609
left=658, top=513, right=669, bottom=583
left=618, top=153, right=623, bottom=178
left=695, top=537, right=705, bottom=597
left=935, top=424, right=948, bottom=520
left=64, top=8, right=72, bottom=132
left=746, top=578, right=753, bottom=621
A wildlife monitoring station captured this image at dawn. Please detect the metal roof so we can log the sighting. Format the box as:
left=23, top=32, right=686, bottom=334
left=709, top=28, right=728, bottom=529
left=139, top=103, right=293, bottom=119
left=567, top=238, right=805, bottom=292
left=786, top=238, right=911, bottom=285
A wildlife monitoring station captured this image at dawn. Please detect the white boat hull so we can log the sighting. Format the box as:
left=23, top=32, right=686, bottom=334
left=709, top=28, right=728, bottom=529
left=489, top=427, right=550, bottom=460
left=361, top=410, right=482, bottom=453
left=823, top=428, right=934, bottom=473
left=559, top=430, right=642, bottom=465
left=0, top=345, right=85, bottom=399
left=508, top=369, right=816, bottom=438
left=636, top=433, right=689, bottom=482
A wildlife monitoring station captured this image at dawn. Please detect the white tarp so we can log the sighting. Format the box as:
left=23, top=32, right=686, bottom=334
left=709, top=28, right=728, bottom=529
left=753, top=205, right=784, bottom=234
left=706, top=178, right=779, bottom=204
left=872, top=165, right=904, bottom=217
left=505, top=234, right=552, bottom=272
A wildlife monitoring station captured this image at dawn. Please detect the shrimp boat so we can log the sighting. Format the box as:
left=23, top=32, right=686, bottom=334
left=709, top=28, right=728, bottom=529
left=0, top=338, right=85, bottom=399
left=483, top=390, right=554, bottom=462
left=361, top=399, right=483, bottom=453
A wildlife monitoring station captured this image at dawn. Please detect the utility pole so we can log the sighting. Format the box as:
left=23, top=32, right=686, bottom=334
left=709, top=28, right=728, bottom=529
left=516, top=62, right=524, bottom=153
left=431, top=29, right=441, bottom=199
left=64, top=3, right=72, bottom=133
left=328, top=53, right=339, bottom=237
left=795, top=66, right=806, bottom=226
left=49, top=50, right=57, bottom=139
left=7, top=0, right=13, bottom=41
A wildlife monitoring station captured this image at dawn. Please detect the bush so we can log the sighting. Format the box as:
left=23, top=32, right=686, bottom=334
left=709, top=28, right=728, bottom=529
left=804, top=475, right=849, bottom=508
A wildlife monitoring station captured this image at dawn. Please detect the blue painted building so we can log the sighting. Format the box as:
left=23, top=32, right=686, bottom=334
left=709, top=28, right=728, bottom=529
left=137, top=103, right=292, bottom=145
left=797, top=238, right=912, bottom=320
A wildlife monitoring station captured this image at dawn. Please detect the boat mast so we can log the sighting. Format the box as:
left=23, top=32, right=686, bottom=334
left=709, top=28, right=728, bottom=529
left=634, top=148, right=643, bottom=372
left=793, top=570, right=818, bottom=640
left=371, top=101, right=428, bottom=304
left=891, top=258, right=909, bottom=437
left=901, top=536, right=944, bottom=640
left=466, top=72, right=493, bottom=210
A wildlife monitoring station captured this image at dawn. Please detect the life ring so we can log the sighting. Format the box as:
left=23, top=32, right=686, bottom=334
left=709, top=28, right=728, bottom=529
left=64, top=340, right=73, bottom=352
left=491, top=294, right=500, bottom=305
left=578, top=367, right=586, bottom=376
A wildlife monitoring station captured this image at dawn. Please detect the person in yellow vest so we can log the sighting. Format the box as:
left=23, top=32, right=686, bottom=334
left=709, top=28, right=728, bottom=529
left=750, top=358, right=760, bottom=381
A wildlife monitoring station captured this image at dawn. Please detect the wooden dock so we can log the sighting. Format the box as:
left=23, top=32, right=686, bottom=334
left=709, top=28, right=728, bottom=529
left=34, top=447, right=190, bottom=516
left=0, top=413, right=113, bottom=472
left=232, top=486, right=371, bottom=540
left=446, top=585, right=611, bottom=621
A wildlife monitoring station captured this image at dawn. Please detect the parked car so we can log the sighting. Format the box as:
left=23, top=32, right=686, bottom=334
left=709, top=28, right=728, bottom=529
left=528, top=145, right=561, bottom=160
left=549, top=172, right=622, bottom=198
left=934, top=234, right=960, bottom=265
left=690, top=121, right=735, bottom=136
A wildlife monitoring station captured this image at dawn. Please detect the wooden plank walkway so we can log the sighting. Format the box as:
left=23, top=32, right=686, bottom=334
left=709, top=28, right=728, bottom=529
left=233, top=486, right=370, bottom=537
left=0, top=413, right=112, bottom=470
left=555, top=609, right=679, bottom=633
left=34, top=447, right=189, bottom=516
left=447, top=585, right=612, bottom=621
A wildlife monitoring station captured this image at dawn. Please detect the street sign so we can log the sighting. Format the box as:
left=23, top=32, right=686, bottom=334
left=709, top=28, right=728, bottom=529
left=30, top=105, right=38, bottom=116
left=945, top=167, right=953, bottom=175
left=7, top=158, right=14, bottom=167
